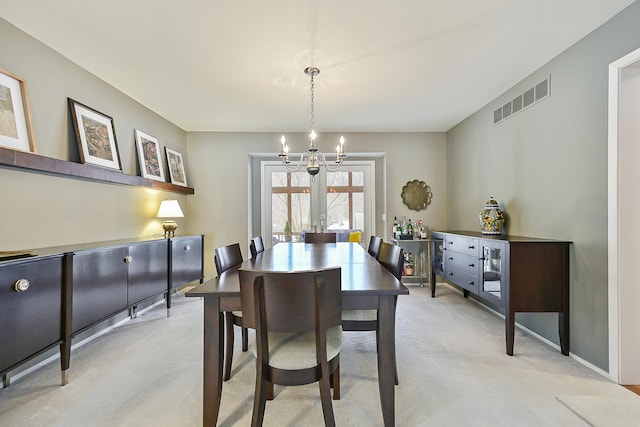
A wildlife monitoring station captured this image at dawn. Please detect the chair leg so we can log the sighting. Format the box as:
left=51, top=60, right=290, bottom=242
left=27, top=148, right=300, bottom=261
left=242, top=327, right=249, bottom=352
left=224, top=312, right=234, bottom=381
left=251, top=365, right=268, bottom=427
left=318, top=364, right=336, bottom=427
left=267, top=381, right=274, bottom=400
left=332, top=365, right=340, bottom=400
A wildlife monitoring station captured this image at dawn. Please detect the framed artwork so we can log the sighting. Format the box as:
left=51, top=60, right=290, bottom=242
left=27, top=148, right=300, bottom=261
left=68, top=98, right=121, bottom=170
left=165, top=147, right=187, bottom=186
left=134, top=129, right=165, bottom=181
left=0, top=69, right=36, bottom=152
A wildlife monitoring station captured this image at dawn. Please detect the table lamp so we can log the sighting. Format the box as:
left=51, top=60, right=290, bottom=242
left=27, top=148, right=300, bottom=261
left=156, top=199, right=184, bottom=238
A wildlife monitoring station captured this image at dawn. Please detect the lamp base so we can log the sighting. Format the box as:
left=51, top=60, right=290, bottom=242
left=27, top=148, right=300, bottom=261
left=162, top=220, right=178, bottom=238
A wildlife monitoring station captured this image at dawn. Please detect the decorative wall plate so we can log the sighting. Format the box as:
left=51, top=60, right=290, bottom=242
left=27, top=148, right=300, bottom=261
left=401, top=180, right=432, bottom=211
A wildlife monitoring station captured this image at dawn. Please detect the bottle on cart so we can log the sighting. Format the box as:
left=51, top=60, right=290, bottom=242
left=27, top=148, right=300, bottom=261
left=392, top=217, right=398, bottom=238
left=407, top=219, right=413, bottom=238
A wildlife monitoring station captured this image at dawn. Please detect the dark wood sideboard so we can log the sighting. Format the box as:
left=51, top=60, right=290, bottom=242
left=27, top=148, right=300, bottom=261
left=0, top=235, right=204, bottom=388
left=430, top=231, right=571, bottom=356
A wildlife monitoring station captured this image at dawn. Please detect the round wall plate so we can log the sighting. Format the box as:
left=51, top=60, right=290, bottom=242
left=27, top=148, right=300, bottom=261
left=401, top=180, right=432, bottom=211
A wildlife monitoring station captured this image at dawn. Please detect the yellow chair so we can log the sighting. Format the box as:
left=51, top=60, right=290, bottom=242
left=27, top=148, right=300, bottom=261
left=348, top=231, right=361, bottom=244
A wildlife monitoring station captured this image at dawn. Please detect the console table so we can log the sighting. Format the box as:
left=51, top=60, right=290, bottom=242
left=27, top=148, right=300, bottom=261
left=0, top=235, right=204, bottom=387
left=430, top=231, right=571, bottom=356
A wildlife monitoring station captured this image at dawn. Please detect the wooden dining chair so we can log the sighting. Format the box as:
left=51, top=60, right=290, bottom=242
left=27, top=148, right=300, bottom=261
left=342, top=241, right=403, bottom=385
left=214, top=243, right=248, bottom=381
left=368, top=235, right=383, bottom=258
left=249, top=236, right=265, bottom=258
left=304, top=232, right=337, bottom=243
left=239, top=267, right=342, bottom=427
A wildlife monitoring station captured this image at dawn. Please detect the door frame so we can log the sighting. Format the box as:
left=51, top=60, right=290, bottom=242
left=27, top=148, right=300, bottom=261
left=608, top=46, right=640, bottom=383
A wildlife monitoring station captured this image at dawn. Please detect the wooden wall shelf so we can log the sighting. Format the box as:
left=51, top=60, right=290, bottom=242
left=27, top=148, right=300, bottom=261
left=0, top=146, right=194, bottom=195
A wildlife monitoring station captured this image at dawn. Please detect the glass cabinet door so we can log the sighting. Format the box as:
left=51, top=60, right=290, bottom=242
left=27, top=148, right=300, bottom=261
left=479, top=240, right=506, bottom=304
left=432, top=235, right=444, bottom=275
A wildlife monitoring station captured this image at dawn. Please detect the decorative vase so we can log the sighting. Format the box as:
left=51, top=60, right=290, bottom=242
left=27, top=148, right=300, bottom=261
left=479, top=197, right=506, bottom=235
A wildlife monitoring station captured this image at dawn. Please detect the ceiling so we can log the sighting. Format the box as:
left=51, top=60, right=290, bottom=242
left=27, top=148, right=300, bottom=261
left=0, top=0, right=635, bottom=132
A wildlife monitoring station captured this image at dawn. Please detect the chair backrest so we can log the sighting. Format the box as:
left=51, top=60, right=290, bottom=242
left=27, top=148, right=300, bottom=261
left=304, top=232, right=337, bottom=243
left=239, top=267, right=342, bottom=333
left=348, top=231, right=362, bottom=243
left=377, top=242, right=404, bottom=281
left=368, top=236, right=383, bottom=258
left=249, top=236, right=265, bottom=258
left=214, top=243, right=243, bottom=276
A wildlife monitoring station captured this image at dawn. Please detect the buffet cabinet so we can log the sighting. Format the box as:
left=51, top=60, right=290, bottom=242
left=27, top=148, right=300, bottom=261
left=430, top=231, right=571, bottom=356
left=0, top=235, right=204, bottom=387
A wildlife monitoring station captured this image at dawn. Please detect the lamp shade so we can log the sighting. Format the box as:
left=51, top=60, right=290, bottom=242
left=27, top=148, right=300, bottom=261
left=156, top=199, right=184, bottom=218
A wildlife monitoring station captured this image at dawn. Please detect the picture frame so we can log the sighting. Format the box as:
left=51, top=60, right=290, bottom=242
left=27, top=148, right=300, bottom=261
left=134, top=129, right=165, bottom=182
left=68, top=98, right=121, bottom=170
left=0, top=69, right=36, bottom=152
left=165, top=147, right=188, bottom=187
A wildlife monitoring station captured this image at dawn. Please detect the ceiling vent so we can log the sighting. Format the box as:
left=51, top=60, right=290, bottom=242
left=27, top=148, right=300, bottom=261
left=493, top=76, right=550, bottom=125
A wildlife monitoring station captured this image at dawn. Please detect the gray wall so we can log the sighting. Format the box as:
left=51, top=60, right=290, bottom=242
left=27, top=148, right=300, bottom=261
left=446, top=1, right=640, bottom=370
left=0, top=18, right=188, bottom=250
left=186, top=132, right=446, bottom=279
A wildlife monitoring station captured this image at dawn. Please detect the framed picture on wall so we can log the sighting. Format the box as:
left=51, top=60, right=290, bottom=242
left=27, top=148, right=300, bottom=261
left=134, top=129, right=165, bottom=181
left=68, top=98, right=121, bottom=170
left=165, top=147, right=187, bottom=187
left=0, top=69, right=36, bottom=152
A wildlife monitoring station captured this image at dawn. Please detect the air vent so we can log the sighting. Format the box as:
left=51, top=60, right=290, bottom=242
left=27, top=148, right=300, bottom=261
left=493, top=76, right=550, bottom=125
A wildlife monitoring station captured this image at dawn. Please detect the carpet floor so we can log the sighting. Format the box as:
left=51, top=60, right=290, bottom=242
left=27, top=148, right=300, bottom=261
left=1, top=284, right=638, bottom=426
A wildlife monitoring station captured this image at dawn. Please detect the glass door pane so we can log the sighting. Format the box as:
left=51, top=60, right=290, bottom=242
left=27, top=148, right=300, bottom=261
left=481, top=242, right=505, bottom=302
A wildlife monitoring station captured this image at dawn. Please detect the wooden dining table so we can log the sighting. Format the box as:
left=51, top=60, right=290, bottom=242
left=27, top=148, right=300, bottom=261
left=186, top=242, right=409, bottom=426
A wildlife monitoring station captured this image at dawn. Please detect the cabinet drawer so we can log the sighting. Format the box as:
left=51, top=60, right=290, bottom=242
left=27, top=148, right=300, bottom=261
left=445, top=251, right=479, bottom=275
left=445, top=235, right=479, bottom=257
left=0, top=256, right=63, bottom=372
left=445, top=265, right=478, bottom=293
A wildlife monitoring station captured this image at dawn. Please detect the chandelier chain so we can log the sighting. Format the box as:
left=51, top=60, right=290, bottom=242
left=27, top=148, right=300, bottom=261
left=309, top=73, right=315, bottom=132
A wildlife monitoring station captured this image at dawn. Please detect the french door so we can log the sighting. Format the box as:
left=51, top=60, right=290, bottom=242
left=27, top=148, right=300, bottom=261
left=261, top=161, right=375, bottom=246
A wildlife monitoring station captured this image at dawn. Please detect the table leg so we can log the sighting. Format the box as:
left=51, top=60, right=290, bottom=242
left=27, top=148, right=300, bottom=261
left=203, top=297, right=223, bottom=426
left=378, top=295, right=396, bottom=427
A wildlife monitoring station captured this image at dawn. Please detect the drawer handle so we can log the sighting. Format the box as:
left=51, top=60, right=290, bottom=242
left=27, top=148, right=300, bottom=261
left=184, top=245, right=191, bottom=252
left=14, top=278, right=30, bottom=292
left=124, top=255, right=133, bottom=263
left=448, top=257, right=453, bottom=260
left=467, top=281, right=475, bottom=285
left=469, top=245, right=475, bottom=249
left=468, top=263, right=475, bottom=267
left=448, top=272, right=454, bottom=276
left=448, top=241, right=454, bottom=245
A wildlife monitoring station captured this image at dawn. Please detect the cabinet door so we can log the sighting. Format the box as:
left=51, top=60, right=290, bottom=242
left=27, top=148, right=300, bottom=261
left=72, top=248, right=128, bottom=333
left=0, top=257, right=63, bottom=372
left=127, top=240, right=168, bottom=305
left=478, top=240, right=506, bottom=305
left=431, top=234, right=444, bottom=276
left=170, top=236, right=203, bottom=290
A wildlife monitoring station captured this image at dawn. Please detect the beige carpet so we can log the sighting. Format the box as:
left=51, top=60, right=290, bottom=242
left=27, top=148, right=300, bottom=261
left=1, top=284, right=638, bottom=426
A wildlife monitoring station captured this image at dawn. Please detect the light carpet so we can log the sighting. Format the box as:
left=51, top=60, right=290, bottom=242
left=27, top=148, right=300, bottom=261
left=1, top=284, right=638, bottom=426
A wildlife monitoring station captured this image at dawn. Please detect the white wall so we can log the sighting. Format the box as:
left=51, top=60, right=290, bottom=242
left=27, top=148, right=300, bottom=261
left=0, top=18, right=188, bottom=250
left=186, top=131, right=446, bottom=279
left=446, top=1, right=640, bottom=370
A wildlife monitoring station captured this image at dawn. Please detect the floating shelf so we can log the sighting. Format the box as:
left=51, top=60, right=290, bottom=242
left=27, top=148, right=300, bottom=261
left=0, top=146, right=194, bottom=195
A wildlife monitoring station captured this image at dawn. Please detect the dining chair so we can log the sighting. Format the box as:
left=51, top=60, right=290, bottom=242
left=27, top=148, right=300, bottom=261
left=214, top=243, right=248, bottom=381
left=304, top=232, right=337, bottom=243
left=249, top=236, right=265, bottom=258
left=342, top=241, right=403, bottom=385
left=239, top=267, right=342, bottom=427
left=348, top=230, right=362, bottom=244
left=368, top=235, right=383, bottom=258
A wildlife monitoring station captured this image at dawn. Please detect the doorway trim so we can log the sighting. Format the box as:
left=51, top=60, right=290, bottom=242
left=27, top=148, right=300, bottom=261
left=608, top=46, right=640, bottom=383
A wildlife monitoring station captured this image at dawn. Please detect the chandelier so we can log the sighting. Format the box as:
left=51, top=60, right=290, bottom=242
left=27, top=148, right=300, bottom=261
left=278, top=67, right=346, bottom=176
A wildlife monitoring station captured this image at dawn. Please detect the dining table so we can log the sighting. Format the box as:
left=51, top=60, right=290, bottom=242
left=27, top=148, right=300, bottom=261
left=186, top=241, right=409, bottom=426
